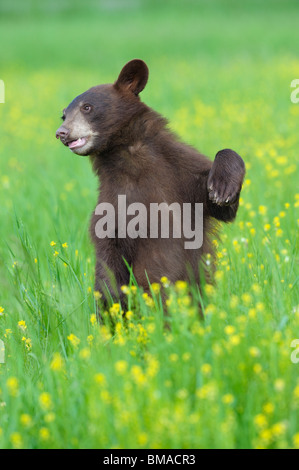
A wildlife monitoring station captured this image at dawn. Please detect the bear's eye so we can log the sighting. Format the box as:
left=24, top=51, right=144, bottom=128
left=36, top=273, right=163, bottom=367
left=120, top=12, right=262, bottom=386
left=82, top=104, right=92, bottom=113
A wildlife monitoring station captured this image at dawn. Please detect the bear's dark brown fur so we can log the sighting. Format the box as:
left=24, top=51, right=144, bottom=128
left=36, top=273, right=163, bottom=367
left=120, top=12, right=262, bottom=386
left=56, top=59, right=245, bottom=304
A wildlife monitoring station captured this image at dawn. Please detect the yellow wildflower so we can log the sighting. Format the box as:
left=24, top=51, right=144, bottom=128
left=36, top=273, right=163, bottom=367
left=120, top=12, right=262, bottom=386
left=137, top=432, right=148, bottom=446
left=169, top=353, right=179, bottom=362
left=263, top=403, right=274, bottom=415
left=293, top=433, right=299, bottom=449
left=131, top=365, right=146, bottom=386
left=79, top=348, right=91, bottom=360
left=160, top=276, right=170, bottom=287
left=20, top=414, right=32, bottom=427
left=241, top=292, right=252, bottom=306
left=230, top=295, right=239, bottom=308
left=254, top=414, right=267, bottom=429
left=271, top=421, right=287, bottom=438
left=175, top=280, right=188, bottom=292
left=10, top=432, right=23, bottom=449
left=87, top=335, right=94, bottom=345
left=201, top=363, right=212, bottom=375
left=126, top=310, right=133, bottom=320
left=44, top=412, right=55, bottom=423
left=90, top=313, right=97, bottom=326
left=94, top=373, right=106, bottom=386
left=18, top=320, right=27, bottom=331
left=258, top=205, right=267, bottom=215
left=249, top=347, right=260, bottom=358
left=229, top=334, right=241, bottom=346
left=222, top=394, right=234, bottom=405
left=6, top=377, right=19, bottom=397
left=151, top=282, right=161, bottom=294
left=204, top=284, right=215, bottom=296
left=253, top=363, right=263, bottom=374
left=93, top=291, right=102, bottom=301
left=67, top=333, right=80, bottom=348
left=115, top=360, right=128, bottom=375
left=274, top=379, right=285, bottom=392
left=39, top=427, right=50, bottom=441
left=50, top=353, right=64, bottom=371
left=21, top=337, right=32, bottom=351
left=224, top=325, right=235, bottom=336
left=182, top=352, right=191, bottom=361
left=121, top=285, right=130, bottom=295
left=39, top=392, right=53, bottom=411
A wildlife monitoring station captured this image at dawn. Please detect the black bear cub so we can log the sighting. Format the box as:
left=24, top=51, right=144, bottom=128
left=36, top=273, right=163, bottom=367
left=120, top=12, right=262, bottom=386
left=56, top=59, right=245, bottom=303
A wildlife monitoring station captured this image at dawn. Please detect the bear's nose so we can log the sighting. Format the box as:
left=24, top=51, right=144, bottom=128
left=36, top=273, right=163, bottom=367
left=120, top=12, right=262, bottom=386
left=56, top=126, right=69, bottom=140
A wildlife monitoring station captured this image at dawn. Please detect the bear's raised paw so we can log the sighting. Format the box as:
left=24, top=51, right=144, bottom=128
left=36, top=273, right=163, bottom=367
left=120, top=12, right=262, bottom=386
left=207, top=149, right=245, bottom=206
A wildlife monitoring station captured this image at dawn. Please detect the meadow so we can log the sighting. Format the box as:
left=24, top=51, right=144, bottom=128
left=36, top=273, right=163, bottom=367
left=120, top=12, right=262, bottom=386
left=0, top=0, right=298, bottom=449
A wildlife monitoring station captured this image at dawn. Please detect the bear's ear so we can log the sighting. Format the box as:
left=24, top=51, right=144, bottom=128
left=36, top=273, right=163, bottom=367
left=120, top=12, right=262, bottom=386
left=114, top=59, right=149, bottom=96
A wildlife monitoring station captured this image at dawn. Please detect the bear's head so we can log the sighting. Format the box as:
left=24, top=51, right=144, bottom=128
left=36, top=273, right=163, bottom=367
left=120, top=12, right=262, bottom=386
left=56, top=59, right=149, bottom=156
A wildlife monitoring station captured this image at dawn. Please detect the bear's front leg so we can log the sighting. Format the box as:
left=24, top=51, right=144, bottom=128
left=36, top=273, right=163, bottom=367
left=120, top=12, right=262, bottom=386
left=207, top=149, right=245, bottom=222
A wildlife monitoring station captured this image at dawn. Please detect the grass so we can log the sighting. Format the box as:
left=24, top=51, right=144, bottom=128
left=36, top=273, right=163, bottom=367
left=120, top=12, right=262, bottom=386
left=0, top=0, right=298, bottom=449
